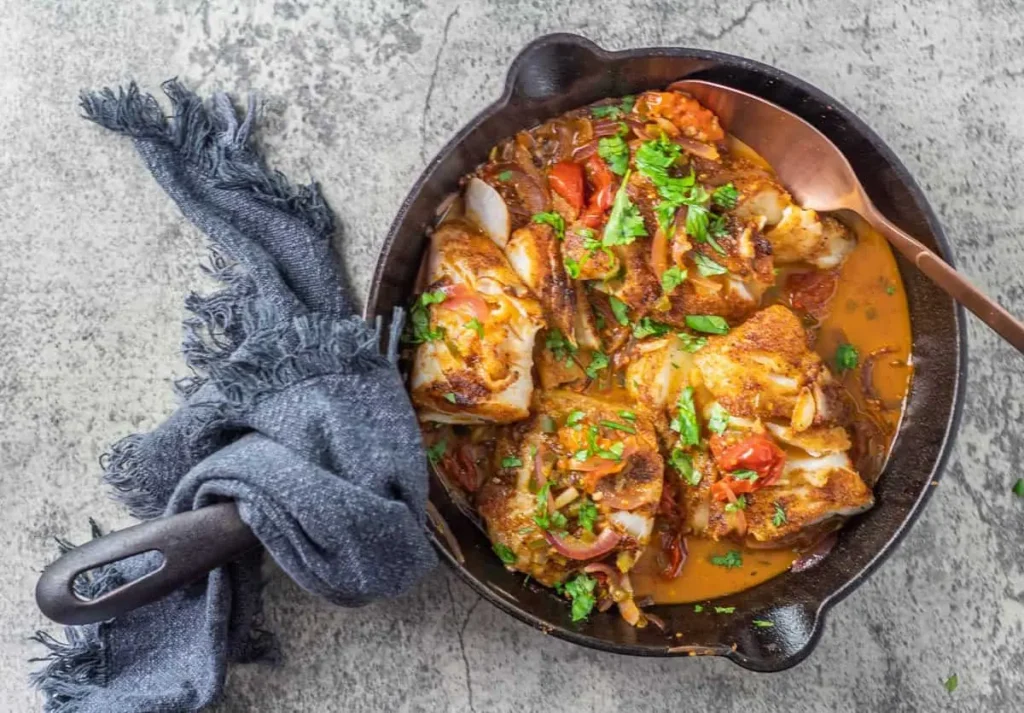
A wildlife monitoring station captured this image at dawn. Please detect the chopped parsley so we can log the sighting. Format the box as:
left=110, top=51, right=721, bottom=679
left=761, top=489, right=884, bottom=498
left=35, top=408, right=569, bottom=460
left=707, top=403, right=731, bottom=434
left=444, top=392, right=457, bottom=404
left=585, top=351, right=610, bottom=379
left=1014, top=479, right=1024, bottom=497
left=661, top=265, right=688, bottom=292
left=501, top=455, right=523, bottom=468
left=693, top=252, right=728, bottom=277
left=732, top=469, right=759, bottom=481
left=532, top=211, right=565, bottom=239
left=714, top=606, right=736, bottom=614
left=693, top=604, right=704, bottom=613
left=589, top=95, right=635, bottom=119
left=711, top=182, right=739, bottom=210
left=465, top=317, right=484, bottom=338
left=595, top=441, right=626, bottom=462
left=566, top=410, right=586, bottom=428
left=772, top=502, right=788, bottom=527
left=600, top=419, right=636, bottom=434
left=709, top=550, right=743, bottom=569
left=425, top=439, right=447, bottom=466
left=602, top=171, right=647, bottom=247
left=632, top=317, right=672, bottom=339
left=618, top=410, right=637, bottom=422
left=493, top=543, right=517, bottom=564
left=670, top=448, right=699, bottom=485
left=564, top=255, right=581, bottom=279
left=497, top=170, right=513, bottom=182
left=724, top=495, right=748, bottom=512
left=534, top=483, right=568, bottom=531
left=564, top=573, right=598, bottom=622
left=835, top=343, right=859, bottom=372
left=671, top=387, right=700, bottom=447
left=577, top=498, right=599, bottom=533
left=943, top=673, right=959, bottom=694
left=752, top=619, right=774, bottom=628
left=685, top=315, right=730, bottom=335
left=405, top=290, right=447, bottom=344
left=608, top=295, right=630, bottom=325
left=676, top=332, right=708, bottom=352
left=885, top=284, right=897, bottom=296
left=598, top=134, right=630, bottom=176
left=545, top=329, right=577, bottom=367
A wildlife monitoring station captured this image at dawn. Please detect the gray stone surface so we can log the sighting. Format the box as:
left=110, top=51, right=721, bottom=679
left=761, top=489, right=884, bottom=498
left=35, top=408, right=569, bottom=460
left=1, top=0, right=1022, bottom=710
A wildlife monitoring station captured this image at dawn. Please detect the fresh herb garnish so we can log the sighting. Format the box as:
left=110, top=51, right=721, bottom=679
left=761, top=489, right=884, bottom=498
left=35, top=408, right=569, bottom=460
left=600, top=419, right=636, bottom=434
left=676, top=332, right=708, bottom=352
left=564, top=255, right=581, bottom=279
left=943, top=673, right=959, bottom=694
left=835, top=343, right=859, bottom=372
left=426, top=439, right=447, bottom=466
left=724, top=495, right=748, bottom=512
left=710, top=550, right=743, bottom=569
left=608, top=295, right=630, bottom=325
left=772, top=502, right=788, bottom=527
left=589, top=95, right=635, bottom=120
left=671, top=387, right=700, bottom=447
left=694, top=604, right=704, bottom=613
left=405, top=290, right=447, bottom=344
left=711, top=182, right=739, bottom=210
left=577, top=498, right=599, bottom=533
left=693, top=252, right=728, bottom=277
left=566, top=410, right=586, bottom=428
left=602, top=171, right=647, bottom=247
left=598, top=134, right=630, bottom=176
left=1014, top=479, right=1024, bottom=497
left=532, top=211, right=565, bottom=240
left=465, top=317, right=484, bottom=338
left=618, top=410, right=636, bottom=422
left=685, top=315, right=730, bottom=335
left=752, top=619, right=774, bottom=628
left=714, top=606, right=736, bottom=614
left=595, top=441, right=626, bottom=462
left=707, top=403, right=730, bottom=434
left=493, top=543, right=517, bottom=564
left=661, top=265, right=688, bottom=292
left=670, top=448, right=699, bottom=485
left=731, top=469, right=759, bottom=481
left=886, top=285, right=896, bottom=296
left=444, top=392, right=457, bottom=404
left=632, top=317, right=672, bottom=339
left=501, top=455, right=523, bottom=468
left=534, top=483, right=568, bottom=531
left=564, top=573, right=598, bottom=621
left=585, top=351, right=610, bottom=379
left=498, top=170, right=513, bottom=182
left=545, top=329, right=577, bottom=367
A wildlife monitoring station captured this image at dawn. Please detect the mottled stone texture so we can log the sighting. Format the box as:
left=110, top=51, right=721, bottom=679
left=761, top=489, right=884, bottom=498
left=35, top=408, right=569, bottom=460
left=1, top=0, right=1022, bottom=711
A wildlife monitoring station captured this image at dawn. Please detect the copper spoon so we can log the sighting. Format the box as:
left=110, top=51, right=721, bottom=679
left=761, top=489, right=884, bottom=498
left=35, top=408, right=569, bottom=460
left=672, top=79, right=1024, bottom=353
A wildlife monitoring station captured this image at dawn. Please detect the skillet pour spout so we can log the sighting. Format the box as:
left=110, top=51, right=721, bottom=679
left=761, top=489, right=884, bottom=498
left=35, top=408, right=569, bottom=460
left=367, top=33, right=965, bottom=671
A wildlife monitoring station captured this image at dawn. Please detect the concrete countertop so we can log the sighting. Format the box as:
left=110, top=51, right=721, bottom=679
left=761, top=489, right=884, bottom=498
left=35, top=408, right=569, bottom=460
left=1, top=1, right=1022, bottom=710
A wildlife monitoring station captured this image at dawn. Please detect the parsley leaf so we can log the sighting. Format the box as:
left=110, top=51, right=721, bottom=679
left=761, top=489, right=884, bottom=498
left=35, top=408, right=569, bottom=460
left=602, top=171, right=647, bottom=247
left=752, top=619, right=774, bottom=628
left=566, top=410, right=586, bottom=428
left=944, top=673, right=958, bottom=694
left=598, top=134, right=630, bottom=176
left=585, top=351, right=610, bottom=379
left=632, top=317, right=672, bottom=339
left=498, top=170, right=512, bottom=182
left=711, top=182, right=739, bottom=210
left=676, top=332, right=708, bottom=352
left=444, top=392, right=457, bottom=404
left=533, top=483, right=568, bottom=531
left=670, top=448, right=700, bottom=485
left=709, top=550, right=743, bottom=569
left=600, top=419, right=636, bottom=434
left=773, top=501, right=788, bottom=527
left=707, top=403, right=730, bottom=435
left=714, top=606, right=736, bottom=614
left=685, top=315, right=730, bottom=335
left=426, top=439, right=447, bottom=466
left=886, top=284, right=897, bottom=296
left=577, top=498, right=599, bottom=533
left=545, top=329, right=578, bottom=367
left=590, top=95, right=635, bottom=120
left=835, top=343, right=859, bottom=372
left=608, top=295, right=630, bottom=325
left=532, top=211, right=565, bottom=239
left=564, top=573, right=598, bottom=622
left=724, top=495, right=747, bottom=512
left=1014, top=479, right=1024, bottom=497
left=662, top=265, right=688, bottom=292
left=404, top=290, right=447, bottom=344
left=564, top=255, right=581, bottom=279
left=501, top=455, right=523, bottom=468
left=619, top=410, right=637, bottom=421
left=465, top=317, right=484, bottom=338
left=671, top=387, right=700, bottom=447
left=493, top=543, right=517, bottom=564
left=685, top=204, right=710, bottom=243
left=693, top=252, right=728, bottom=277
left=694, top=604, right=704, bottom=613
left=731, top=469, right=758, bottom=481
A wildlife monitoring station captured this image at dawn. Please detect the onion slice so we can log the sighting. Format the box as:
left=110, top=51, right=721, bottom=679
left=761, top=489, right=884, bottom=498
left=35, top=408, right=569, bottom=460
left=791, top=532, right=838, bottom=573
left=544, top=528, right=621, bottom=560
left=464, top=177, right=511, bottom=248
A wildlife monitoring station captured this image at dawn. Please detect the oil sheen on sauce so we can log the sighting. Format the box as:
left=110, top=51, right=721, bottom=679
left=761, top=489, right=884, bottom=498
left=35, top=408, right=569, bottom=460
left=632, top=221, right=913, bottom=604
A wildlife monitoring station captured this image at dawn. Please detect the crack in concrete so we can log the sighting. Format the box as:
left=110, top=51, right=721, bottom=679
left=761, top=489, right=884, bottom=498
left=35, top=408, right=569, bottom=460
left=695, top=0, right=762, bottom=41
left=420, top=6, right=460, bottom=165
left=445, top=576, right=481, bottom=713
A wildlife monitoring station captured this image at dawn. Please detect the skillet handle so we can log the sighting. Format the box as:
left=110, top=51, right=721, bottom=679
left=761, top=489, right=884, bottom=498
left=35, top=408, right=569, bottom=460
left=35, top=502, right=260, bottom=626
left=506, top=33, right=607, bottom=101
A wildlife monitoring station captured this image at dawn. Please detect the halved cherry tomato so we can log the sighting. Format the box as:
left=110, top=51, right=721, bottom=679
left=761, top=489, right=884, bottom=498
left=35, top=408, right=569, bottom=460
left=580, top=154, right=616, bottom=228
left=548, top=161, right=584, bottom=212
left=709, top=433, right=786, bottom=500
left=441, top=283, right=489, bottom=321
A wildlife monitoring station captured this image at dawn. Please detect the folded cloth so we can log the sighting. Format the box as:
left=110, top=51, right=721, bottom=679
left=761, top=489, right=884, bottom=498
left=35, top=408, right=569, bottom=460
left=30, top=81, right=437, bottom=713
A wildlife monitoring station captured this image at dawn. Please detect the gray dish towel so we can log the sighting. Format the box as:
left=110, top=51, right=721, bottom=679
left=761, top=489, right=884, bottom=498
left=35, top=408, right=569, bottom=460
left=30, top=81, right=437, bottom=712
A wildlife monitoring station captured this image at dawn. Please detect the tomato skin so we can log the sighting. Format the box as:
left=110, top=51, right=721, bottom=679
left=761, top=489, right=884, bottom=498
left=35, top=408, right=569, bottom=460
left=786, top=270, right=838, bottom=319
left=709, top=434, right=786, bottom=501
left=579, top=154, right=616, bottom=227
left=548, top=161, right=584, bottom=212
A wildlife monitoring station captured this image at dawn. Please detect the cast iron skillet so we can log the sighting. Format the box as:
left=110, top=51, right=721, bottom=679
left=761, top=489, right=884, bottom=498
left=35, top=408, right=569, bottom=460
left=36, top=34, right=965, bottom=671
left=365, top=34, right=965, bottom=671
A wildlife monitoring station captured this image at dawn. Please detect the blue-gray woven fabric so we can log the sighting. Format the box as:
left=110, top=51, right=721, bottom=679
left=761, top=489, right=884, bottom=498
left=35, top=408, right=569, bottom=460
left=30, top=81, right=437, bottom=712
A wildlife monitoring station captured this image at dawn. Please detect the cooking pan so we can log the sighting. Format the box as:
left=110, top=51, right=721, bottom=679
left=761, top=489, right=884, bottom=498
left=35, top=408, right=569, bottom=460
left=36, top=34, right=965, bottom=672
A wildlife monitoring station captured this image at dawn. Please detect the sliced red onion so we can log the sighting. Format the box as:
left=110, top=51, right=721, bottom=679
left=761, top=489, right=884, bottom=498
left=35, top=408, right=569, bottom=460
left=544, top=528, right=621, bottom=561
left=791, top=533, right=838, bottom=573
left=644, top=610, right=667, bottom=631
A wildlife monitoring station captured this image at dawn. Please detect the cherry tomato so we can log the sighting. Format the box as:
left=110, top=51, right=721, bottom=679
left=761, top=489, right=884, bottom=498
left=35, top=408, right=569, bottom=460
left=709, top=434, right=786, bottom=500
left=580, top=154, right=616, bottom=228
left=548, top=161, right=584, bottom=212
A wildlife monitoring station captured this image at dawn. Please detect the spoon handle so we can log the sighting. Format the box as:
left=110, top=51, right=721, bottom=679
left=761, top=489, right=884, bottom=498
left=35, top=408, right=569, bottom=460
left=861, top=202, right=1024, bottom=353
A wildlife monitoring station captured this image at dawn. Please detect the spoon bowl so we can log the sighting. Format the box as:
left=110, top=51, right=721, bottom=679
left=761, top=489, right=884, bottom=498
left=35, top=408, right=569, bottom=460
left=672, top=79, right=1024, bottom=353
